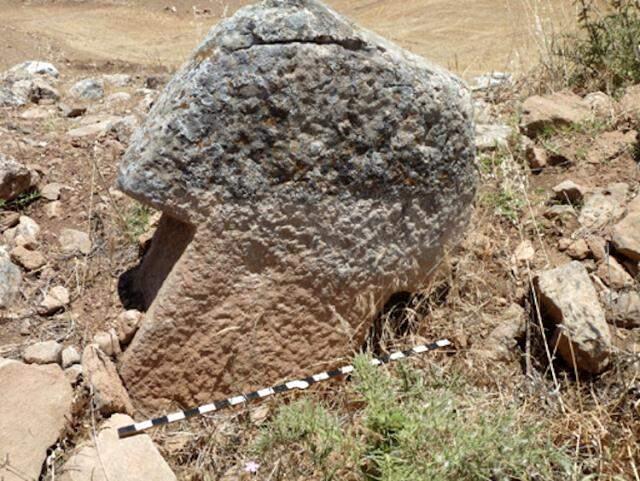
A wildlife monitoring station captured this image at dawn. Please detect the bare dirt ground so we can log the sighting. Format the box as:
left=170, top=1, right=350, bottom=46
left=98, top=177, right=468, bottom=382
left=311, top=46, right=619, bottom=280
left=0, top=0, right=573, bottom=78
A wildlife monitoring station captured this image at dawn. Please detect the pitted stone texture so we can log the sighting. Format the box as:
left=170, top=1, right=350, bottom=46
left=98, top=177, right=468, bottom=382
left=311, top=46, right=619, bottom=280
left=118, top=0, right=476, bottom=409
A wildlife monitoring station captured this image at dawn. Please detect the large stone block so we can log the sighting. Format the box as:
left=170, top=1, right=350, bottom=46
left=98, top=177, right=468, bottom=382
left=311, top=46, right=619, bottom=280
left=118, top=0, right=476, bottom=409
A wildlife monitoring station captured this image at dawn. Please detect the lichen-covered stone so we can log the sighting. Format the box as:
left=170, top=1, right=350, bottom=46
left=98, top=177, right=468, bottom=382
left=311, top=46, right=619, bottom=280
left=118, top=0, right=476, bottom=409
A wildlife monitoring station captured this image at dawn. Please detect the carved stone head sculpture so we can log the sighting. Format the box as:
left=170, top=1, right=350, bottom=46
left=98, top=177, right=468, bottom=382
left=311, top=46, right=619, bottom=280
left=118, top=0, right=476, bottom=409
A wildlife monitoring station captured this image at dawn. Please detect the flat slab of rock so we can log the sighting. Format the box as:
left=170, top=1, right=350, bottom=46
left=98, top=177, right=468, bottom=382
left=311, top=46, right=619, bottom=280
left=58, top=228, right=91, bottom=255
left=82, top=345, right=134, bottom=416
left=60, top=414, right=176, bottom=481
left=0, top=153, right=35, bottom=201
left=612, top=197, right=640, bottom=262
left=0, top=359, right=73, bottom=481
left=118, top=0, right=476, bottom=409
left=535, top=261, right=612, bottom=373
left=23, top=340, right=63, bottom=365
left=521, top=91, right=592, bottom=137
left=579, top=183, right=628, bottom=230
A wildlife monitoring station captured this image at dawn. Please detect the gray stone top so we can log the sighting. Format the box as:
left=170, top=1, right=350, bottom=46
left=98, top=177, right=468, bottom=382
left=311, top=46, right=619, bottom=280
left=118, top=0, right=475, bottom=223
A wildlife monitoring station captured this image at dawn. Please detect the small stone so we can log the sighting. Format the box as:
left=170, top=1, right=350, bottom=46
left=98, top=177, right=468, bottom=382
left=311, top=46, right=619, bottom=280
left=535, top=261, right=612, bottom=373
left=579, top=183, right=628, bottom=230
left=82, top=344, right=134, bottom=416
left=610, top=291, right=640, bottom=328
left=596, top=257, right=634, bottom=289
left=612, top=212, right=640, bottom=262
left=10, top=245, right=45, bottom=270
left=526, top=144, right=548, bottom=170
left=553, top=180, right=586, bottom=204
left=475, top=123, right=513, bottom=151
left=558, top=238, right=572, bottom=251
left=102, top=73, right=132, bottom=87
left=93, top=329, right=121, bottom=357
left=619, top=84, right=640, bottom=118
left=41, top=182, right=64, bottom=201
left=6, top=61, right=59, bottom=80
left=115, top=310, right=143, bottom=345
left=587, top=237, right=608, bottom=261
left=0, top=153, right=35, bottom=201
left=67, top=114, right=120, bottom=138
left=23, top=340, right=63, bottom=365
left=59, top=228, right=91, bottom=255
left=250, top=404, right=270, bottom=425
left=0, top=359, right=73, bottom=481
left=513, top=240, right=535, bottom=264
left=20, top=106, right=54, bottom=120
left=59, top=413, right=177, bottom=481
left=104, top=92, right=132, bottom=105
left=520, top=91, right=592, bottom=137
left=61, top=345, right=81, bottom=368
left=584, top=91, right=616, bottom=118
left=39, top=285, right=70, bottom=315
left=45, top=200, right=62, bottom=219
left=566, top=239, right=590, bottom=260
left=481, top=303, right=526, bottom=361
left=69, top=78, right=104, bottom=100
left=65, top=364, right=83, bottom=385
left=145, top=74, right=169, bottom=90
left=0, top=211, right=20, bottom=232
left=544, top=205, right=576, bottom=220
left=0, top=248, right=21, bottom=308
left=3, top=215, right=40, bottom=245
left=59, top=103, right=87, bottom=118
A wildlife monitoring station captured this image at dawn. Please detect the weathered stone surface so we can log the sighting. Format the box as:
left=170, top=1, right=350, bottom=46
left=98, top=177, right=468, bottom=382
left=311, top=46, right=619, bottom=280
left=59, top=414, right=177, bottom=481
left=0, top=359, right=73, bottom=481
left=610, top=291, right=640, bottom=328
left=82, top=345, right=134, bottom=416
left=596, top=257, right=634, bottom=289
left=93, top=329, right=121, bottom=357
left=0, top=247, right=21, bottom=308
left=118, top=0, right=476, bottom=408
left=58, top=228, right=92, bottom=255
left=619, top=84, right=640, bottom=118
left=566, top=239, right=590, bottom=260
left=612, top=199, right=640, bottom=262
left=102, top=73, right=132, bottom=87
left=38, top=285, right=70, bottom=315
left=115, top=309, right=143, bottom=345
left=553, top=180, right=586, bottom=204
left=535, top=261, right=612, bottom=373
left=481, top=303, right=526, bottom=361
left=475, top=123, right=512, bottom=151
left=584, top=91, right=615, bottom=118
left=579, top=183, right=628, bottom=230
left=23, top=340, right=63, bottom=365
left=69, top=78, right=104, bottom=100
left=3, top=215, right=40, bottom=246
left=10, top=245, right=46, bottom=270
left=0, top=153, right=34, bottom=201
left=61, top=346, right=81, bottom=368
left=520, top=91, right=592, bottom=137
left=5, top=61, right=59, bottom=81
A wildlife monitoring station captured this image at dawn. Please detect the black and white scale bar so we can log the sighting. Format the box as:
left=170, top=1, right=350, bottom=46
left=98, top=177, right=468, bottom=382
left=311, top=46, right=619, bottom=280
left=118, top=339, right=451, bottom=439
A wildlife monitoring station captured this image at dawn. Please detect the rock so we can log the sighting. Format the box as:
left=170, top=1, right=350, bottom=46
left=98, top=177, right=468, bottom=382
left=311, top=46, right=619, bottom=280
left=104, top=91, right=132, bottom=105
left=584, top=91, right=615, bottom=118
left=544, top=204, right=576, bottom=220
left=0, top=153, right=35, bottom=201
left=557, top=238, right=572, bottom=251
left=45, top=200, right=63, bottom=219
left=596, top=257, right=634, bottom=289
left=587, top=236, right=607, bottom=261
left=67, top=114, right=121, bottom=138
left=26, top=78, right=60, bottom=104
left=587, top=130, right=638, bottom=164
left=520, top=91, right=592, bottom=137
left=59, top=228, right=91, bottom=255
left=566, top=239, right=590, bottom=260
left=0, top=359, right=73, bottom=481
left=115, top=309, right=143, bottom=345
left=610, top=291, right=640, bottom=328
left=20, top=106, right=54, bottom=120
left=535, top=261, right=612, bottom=373
left=579, top=183, right=628, bottom=230
left=526, top=144, right=548, bottom=170
left=3, top=215, right=40, bottom=246
left=612, top=213, right=640, bottom=262
left=41, top=182, right=65, bottom=201
left=513, top=240, right=535, bottom=264
left=39, top=285, right=70, bottom=315
left=10, top=245, right=45, bottom=270
left=69, top=78, right=104, bottom=100
left=102, top=73, right=132, bottom=87
left=0, top=248, right=21, bottom=308
left=0, top=211, right=20, bottom=232
left=475, top=123, right=512, bottom=150
left=144, top=74, right=169, bottom=90
left=59, top=413, right=177, bottom=481
left=472, top=72, right=511, bottom=91
left=4, top=61, right=59, bottom=81
left=618, top=84, right=640, bottom=118
left=61, top=346, right=81, bottom=368
left=109, top=114, right=138, bottom=142
left=553, top=180, right=586, bottom=204
left=481, top=303, right=526, bottom=361
left=23, top=340, right=63, bottom=364
left=65, top=364, right=83, bottom=385
left=93, top=329, right=121, bottom=357
left=59, top=103, right=87, bottom=118
left=118, top=0, right=476, bottom=409
left=82, top=345, right=134, bottom=416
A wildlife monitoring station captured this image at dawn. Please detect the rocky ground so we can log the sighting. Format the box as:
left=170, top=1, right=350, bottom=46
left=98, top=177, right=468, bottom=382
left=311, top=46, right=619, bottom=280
left=0, top=57, right=639, bottom=480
